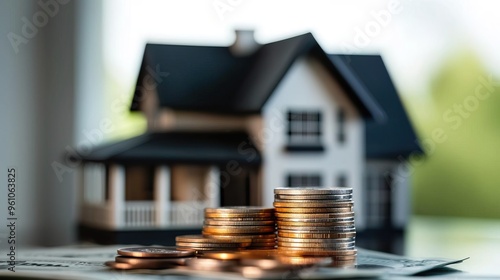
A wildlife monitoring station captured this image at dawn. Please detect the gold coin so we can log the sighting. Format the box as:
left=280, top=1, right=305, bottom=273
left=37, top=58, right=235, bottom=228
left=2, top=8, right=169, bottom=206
left=115, top=256, right=191, bottom=266
left=275, top=212, right=355, bottom=218
left=277, top=237, right=355, bottom=243
left=274, top=187, right=352, bottom=195
left=278, top=231, right=356, bottom=239
left=176, top=235, right=252, bottom=244
left=203, top=226, right=275, bottom=234
left=207, top=233, right=276, bottom=239
left=277, top=242, right=355, bottom=249
left=205, top=207, right=274, bottom=214
left=117, top=246, right=195, bottom=258
left=274, top=207, right=352, bottom=213
left=274, top=194, right=352, bottom=200
left=205, top=212, right=274, bottom=219
left=185, top=258, right=237, bottom=271
left=277, top=221, right=354, bottom=227
left=274, top=201, right=353, bottom=208
left=277, top=225, right=356, bottom=231
left=204, top=220, right=275, bottom=226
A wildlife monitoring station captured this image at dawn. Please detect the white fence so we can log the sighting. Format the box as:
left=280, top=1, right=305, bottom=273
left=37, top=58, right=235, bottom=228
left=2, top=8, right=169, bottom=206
left=81, top=200, right=207, bottom=229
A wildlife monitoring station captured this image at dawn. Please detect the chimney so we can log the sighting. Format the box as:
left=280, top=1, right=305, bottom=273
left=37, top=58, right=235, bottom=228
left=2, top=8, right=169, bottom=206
left=230, top=30, right=260, bottom=56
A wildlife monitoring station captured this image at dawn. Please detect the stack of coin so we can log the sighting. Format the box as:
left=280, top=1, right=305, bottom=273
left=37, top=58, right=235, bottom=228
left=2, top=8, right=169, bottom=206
left=176, top=234, right=252, bottom=252
left=105, top=246, right=195, bottom=270
left=202, top=207, right=276, bottom=249
left=274, top=187, right=357, bottom=265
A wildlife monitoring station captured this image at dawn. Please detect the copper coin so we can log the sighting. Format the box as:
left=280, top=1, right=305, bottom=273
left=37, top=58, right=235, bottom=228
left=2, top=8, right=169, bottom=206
left=277, top=221, right=355, bottom=227
left=176, top=242, right=249, bottom=248
left=203, top=226, right=275, bottom=234
left=277, top=237, right=355, bottom=243
left=277, top=241, right=355, bottom=249
left=205, top=207, right=274, bottom=214
left=176, top=235, right=252, bottom=244
left=208, top=233, right=276, bottom=239
left=117, top=247, right=195, bottom=258
left=277, top=248, right=358, bottom=255
left=204, top=220, right=275, bottom=226
left=277, top=225, right=356, bottom=231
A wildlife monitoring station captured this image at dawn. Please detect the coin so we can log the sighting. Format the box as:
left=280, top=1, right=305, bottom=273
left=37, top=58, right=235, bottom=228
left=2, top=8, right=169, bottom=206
left=176, top=235, right=252, bottom=244
left=276, top=225, right=356, bottom=231
left=205, top=207, right=274, bottom=214
left=277, top=241, right=355, bottom=249
left=204, top=216, right=274, bottom=221
left=176, top=242, right=250, bottom=248
left=208, top=233, right=277, bottom=240
left=277, top=248, right=358, bottom=256
left=115, top=256, right=191, bottom=266
left=205, top=212, right=274, bottom=218
left=185, top=258, right=237, bottom=271
left=274, top=201, right=353, bottom=208
left=276, top=217, right=355, bottom=223
left=275, top=212, right=355, bottom=218
left=274, top=194, right=353, bottom=200
left=203, top=226, right=276, bottom=234
left=277, top=237, right=355, bottom=243
left=274, top=187, right=352, bottom=195
left=277, top=221, right=355, bottom=227
left=274, top=207, right=352, bottom=213
left=117, top=247, right=195, bottom=258
left=278, top=231, right=356, bottom=239
left=204, top=220, right=275, bottom=226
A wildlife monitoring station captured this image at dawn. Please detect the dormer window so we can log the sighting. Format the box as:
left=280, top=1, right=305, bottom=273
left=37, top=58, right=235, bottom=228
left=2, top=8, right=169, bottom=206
left=286, top=110, right=323, bottom=151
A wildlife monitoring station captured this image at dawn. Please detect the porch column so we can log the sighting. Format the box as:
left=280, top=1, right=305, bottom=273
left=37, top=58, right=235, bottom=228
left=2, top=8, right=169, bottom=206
left=154, top=165, right=170, bottom=227
left=109, top=164, right=125, bottom=228
left=205, top=166, right=220, bottom=208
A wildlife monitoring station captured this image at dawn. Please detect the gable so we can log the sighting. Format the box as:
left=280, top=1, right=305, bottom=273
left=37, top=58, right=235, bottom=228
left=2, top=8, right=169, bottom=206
left=130, top=33, right=385, bottom=121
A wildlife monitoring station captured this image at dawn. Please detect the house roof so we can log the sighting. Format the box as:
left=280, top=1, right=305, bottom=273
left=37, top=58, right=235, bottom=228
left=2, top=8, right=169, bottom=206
left=80, top=132, right=261, bottom=166
left=130, top=33, right=385, bottom=122
left=333, top=54, right=423, bottom=159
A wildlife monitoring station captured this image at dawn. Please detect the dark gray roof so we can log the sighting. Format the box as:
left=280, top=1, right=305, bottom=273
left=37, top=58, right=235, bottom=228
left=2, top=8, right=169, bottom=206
left=80, top=132, right=261, bottom=166
left=130, top=33, right=385, bottom=121
left=333, top=55, right=423, bottom=159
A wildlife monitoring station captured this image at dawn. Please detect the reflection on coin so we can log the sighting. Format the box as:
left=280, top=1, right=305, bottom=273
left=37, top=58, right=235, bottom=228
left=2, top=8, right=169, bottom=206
left=105, top=261, right=147, bottom=270
left=185, top=258, right=237, bottom=271
left=198, top=251, right=242, bottom=260
left=115, top=256, right=191, bottom=267
left=274, top=187, right=352, bottom=195
left=117, top=247, right=195, bottom=258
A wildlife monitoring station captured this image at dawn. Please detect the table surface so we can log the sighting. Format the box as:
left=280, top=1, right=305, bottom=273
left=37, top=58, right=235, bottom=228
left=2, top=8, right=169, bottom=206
left=405, top=216, right=500, bottom=276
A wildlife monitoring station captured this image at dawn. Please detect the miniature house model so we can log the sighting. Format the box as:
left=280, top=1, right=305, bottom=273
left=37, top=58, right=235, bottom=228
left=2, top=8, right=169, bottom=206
left=78, top=31, right=422, bottom=243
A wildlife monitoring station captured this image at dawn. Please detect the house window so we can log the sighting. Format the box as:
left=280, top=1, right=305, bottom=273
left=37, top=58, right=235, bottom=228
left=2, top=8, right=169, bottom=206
left=287, top=110, right=322, bottom=146
left=286, top=174, right=322, bottom=187
left=124, top=166, right=155, bottom=201
left=365, top=171, right=393, bottom=228
left=337, top=109, right=346, bottom=143
left=336, top=173, right=348, bottom=187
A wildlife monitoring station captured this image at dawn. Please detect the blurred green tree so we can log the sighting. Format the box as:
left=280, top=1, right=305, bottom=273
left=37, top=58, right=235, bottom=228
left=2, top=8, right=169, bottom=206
left=410, top=50, right=500, bottom=218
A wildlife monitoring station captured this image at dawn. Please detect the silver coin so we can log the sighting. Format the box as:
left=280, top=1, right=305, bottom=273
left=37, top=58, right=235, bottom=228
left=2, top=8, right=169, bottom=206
left=274, top=187, right=352, bottom=195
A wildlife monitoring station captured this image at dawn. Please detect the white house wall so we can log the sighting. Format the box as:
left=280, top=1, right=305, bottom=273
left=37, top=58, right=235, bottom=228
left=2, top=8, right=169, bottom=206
left=392, top=162, right=411, bottom=229
left=260, top=56, right=366, bottom=229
